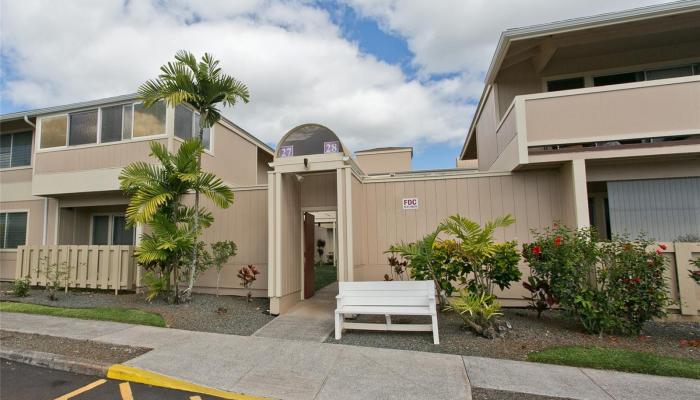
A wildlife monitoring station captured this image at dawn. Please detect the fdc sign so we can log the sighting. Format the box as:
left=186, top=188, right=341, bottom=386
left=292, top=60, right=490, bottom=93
left=402, top=198, right=419, bottom=210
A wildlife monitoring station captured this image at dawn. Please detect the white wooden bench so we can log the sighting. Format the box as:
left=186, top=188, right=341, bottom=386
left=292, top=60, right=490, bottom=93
left=334, top=280, right=439, bottom=344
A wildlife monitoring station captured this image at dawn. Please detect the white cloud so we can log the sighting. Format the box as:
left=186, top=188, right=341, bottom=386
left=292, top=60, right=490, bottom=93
left=0, top=0, right=674, bottom=156
left=344, top=0, right=672, bottom=75
left=0, top=0, right=469, bottom=150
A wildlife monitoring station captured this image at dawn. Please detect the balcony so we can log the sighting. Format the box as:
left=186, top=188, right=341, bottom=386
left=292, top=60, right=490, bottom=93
left=488, top=76, right=700, bottom=169
left=32, top=138, right=167, bottom=196
left=522, top=76, right=700, bottom=158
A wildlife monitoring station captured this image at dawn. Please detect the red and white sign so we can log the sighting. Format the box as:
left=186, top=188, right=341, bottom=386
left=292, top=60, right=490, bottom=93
left=402, top=198, right=419, bottom=210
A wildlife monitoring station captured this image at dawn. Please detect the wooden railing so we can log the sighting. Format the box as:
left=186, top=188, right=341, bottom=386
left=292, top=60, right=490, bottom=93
left=15, top=245, right=136, bottom=294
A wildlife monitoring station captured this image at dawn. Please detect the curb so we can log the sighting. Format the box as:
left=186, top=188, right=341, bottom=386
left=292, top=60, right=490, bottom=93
left=0, top=348, right=110, bottom=376
left=107, top=364, right=270, bottom=400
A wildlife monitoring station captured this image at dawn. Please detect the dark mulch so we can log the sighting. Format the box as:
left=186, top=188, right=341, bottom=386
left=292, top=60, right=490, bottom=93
left=0, top=283, right=275, bottom=336
left=326, top=309, right=700, bottom=362
left=0, top=330, right=150, bottom=364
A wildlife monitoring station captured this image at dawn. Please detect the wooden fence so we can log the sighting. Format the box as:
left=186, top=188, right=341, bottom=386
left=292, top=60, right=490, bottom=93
left=662, top=242, right=700, bottom=316
left=15, top=245, right=136, bottom=294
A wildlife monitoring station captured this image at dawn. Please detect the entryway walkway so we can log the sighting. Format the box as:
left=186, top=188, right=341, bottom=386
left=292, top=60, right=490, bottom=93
left=253, top=282, right=337, bottom=342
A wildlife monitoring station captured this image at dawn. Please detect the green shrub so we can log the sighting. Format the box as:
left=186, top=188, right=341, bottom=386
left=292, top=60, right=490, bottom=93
left=523, top=225, right=672, bottom=335
left=444, top=290, right=502, bottom=339
left=690, top=256, right=700, bottom=285
left=11, top=277, right=30, bottom=297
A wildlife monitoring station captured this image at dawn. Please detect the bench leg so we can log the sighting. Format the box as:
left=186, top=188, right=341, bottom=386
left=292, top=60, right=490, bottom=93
left=431, top=314, right=439, bottom=345
left=335, top=312, right=342, bottom=340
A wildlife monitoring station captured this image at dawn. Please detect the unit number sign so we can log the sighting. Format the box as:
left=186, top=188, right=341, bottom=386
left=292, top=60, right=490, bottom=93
left=402, top=198, right=419, bottom=210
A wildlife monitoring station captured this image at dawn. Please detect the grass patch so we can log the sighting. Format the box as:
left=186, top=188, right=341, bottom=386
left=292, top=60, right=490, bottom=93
left=527, top=345, right=700, bottom=379
left=0, top=301, right=166, bottom=327
left=314, top=262, right=337, bottom=291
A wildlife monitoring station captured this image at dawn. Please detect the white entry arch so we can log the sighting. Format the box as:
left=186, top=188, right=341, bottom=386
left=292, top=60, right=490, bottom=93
left=267, top=124, right=359, bottom=314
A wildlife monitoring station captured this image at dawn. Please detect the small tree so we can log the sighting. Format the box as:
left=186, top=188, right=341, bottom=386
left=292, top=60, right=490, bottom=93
left=211, top=241, right=237, bottom=296
left=316, top=239, right=326, bottom=264
left=138, top=50, right=249, bottom=300
left=120, top=140, right=232, bottom=303
left=42, top=258, right=71, bottom=301
left=237, top=265, right=260, bottom=303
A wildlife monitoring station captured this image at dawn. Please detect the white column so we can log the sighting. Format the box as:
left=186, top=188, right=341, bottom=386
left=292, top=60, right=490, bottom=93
left=571, top=159, right=590, bottom=229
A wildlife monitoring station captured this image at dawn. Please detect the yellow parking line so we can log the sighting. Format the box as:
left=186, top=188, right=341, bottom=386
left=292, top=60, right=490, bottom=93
left=54, top=379, right=107, bottom=400
left=119, top=382, right=134, bottom=400
left=190, top=397, right=202, bottom=400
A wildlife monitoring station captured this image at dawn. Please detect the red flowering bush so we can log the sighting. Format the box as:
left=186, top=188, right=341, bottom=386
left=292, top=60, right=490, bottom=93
left=238, top=264, right=260, bottom=303
left=598, top=237, right=670, bottom=335
left=523, top=225, right=671, bottom=335
left=522, top=225, right=598, bottom=319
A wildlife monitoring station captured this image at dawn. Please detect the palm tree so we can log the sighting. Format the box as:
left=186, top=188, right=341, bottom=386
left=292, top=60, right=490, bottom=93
left=120, top=140, right=233, bottom=302
left=137, top=50, right=249, bottom=299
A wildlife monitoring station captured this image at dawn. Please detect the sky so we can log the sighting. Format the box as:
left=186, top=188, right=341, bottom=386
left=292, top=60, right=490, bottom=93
left=0, top=0, right=672, bottom=170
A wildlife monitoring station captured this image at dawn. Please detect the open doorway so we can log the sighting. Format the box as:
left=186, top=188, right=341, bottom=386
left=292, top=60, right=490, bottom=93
left=303, top=210, right=337, bottom=299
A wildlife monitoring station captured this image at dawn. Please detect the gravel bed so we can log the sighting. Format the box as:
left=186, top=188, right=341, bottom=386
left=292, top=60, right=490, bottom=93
left=0, top=283, right=275, bottom=336
left=471, top=388, right=572, bottom=400
left=0, top=330, right=150, bottom=364
left=326, top=309, right=700, bottom=361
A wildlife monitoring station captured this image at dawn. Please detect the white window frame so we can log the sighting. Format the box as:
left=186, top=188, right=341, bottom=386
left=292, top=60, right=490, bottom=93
left=89, top=213, right=135, bottom=246
left=36, top=101, right=167, bottom=153
left=0, top=209, right=30, bottom=251
left=0, top=130, right=33, bottom=170
left=172, top=104, right=214, bottom=154
left=542, top=58, right=700, bottom=92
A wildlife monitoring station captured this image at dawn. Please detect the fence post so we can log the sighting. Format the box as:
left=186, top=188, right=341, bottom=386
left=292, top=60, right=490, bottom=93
left=674, top=242, right=698, bottom=316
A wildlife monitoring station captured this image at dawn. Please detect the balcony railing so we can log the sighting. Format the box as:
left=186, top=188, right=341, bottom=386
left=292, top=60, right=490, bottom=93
left=15, top=245, right=136, bottom=294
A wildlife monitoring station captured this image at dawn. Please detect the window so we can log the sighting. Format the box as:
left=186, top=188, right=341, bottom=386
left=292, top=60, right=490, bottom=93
left=593, top=72, right=643, bottom=87
left=40, top=115, right=68, bottom=148
left=69, top=109, right=98, bottom=146
left=133, top=102, right=166, bottom=137
left=0, top=212, right=28, bottom=249
left=91, top=214, right=134, bottom=245
left=99, top=104, right=134, bottom=143
left=174, top=104, right=211, bottom=149
left=546, top=77, right=585, bottom=92
left=645, top=65, right=694, bottom=81
left=0, top=132, right=32, bottom=168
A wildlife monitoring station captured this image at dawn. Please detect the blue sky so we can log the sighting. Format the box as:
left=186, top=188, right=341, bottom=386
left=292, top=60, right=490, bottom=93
left=0, top=0, right=668, bottom=170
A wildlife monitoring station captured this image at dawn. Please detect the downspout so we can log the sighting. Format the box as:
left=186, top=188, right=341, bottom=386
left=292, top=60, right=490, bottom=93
left=23, top=115, right=36, bottom=128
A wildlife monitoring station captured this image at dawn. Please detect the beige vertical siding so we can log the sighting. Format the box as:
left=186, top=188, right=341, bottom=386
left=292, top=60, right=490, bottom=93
left=476, top=89, right=498, bottom=170
left=355, top=150, right=412, bottom=174
left=257, top=148, right=273, bottom=185
left=524, top=78, right=700, bottom=144
left=280, top=174, right=302, bottom=296
left=495, top=61, right=540, bottom=119
left=352, top=169, right=564, bottom=301
left=559, top=162, right=578, bottom=228
left=201, top=123, right=258, bottom=186
left=193, top=187, right=269, bottom=295
left=586, top=157, right=700, bottom=182
left=34, top=139, right=167, bottom=174
left=0, top=168, right=32, bottom=184
left=300, top=172, right=337, bottom=209
left=0, top=199, right=45, bottom=280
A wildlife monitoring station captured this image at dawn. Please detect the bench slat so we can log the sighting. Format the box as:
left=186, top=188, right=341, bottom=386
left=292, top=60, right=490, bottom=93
left=338, top=305, right=433, bottom=315
left=341, top=297, right=430, bottom=306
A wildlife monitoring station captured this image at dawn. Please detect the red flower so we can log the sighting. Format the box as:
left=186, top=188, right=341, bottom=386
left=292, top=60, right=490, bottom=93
left=554, top=236, right=562, bottom=246
left=656, top=248, right=662, bottom=254
left=532, top=246, right=541, bottom=255
left=659, top=243, right=668, bottom=250
left=633, top=277, right=641, bottom=284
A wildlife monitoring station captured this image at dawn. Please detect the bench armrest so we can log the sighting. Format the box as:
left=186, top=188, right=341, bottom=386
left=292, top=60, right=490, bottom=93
left=336, top=294, right=344, bottom=299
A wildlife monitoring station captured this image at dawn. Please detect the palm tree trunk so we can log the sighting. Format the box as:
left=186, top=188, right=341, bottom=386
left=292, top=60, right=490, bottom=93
left=185, top=122, right=204, bottom=299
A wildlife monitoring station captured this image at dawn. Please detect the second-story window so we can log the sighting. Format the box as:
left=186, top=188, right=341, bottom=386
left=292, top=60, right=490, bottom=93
left=174, top=104, right=211, bottom=150
left=39, top=101, right=165, bottom=149
left=0, top=131, right=32, bottom=168
left=69, top=109, right=98, bottom=146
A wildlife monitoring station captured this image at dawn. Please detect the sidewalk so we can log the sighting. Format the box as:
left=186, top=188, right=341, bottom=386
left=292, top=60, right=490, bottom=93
left=2, top=311, right=699, bottom=400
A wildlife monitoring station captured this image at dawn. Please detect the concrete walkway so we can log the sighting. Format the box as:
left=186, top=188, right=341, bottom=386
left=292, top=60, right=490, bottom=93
left=2, top=312, right=699, bottom=400
left=253, top=283, right=337, bottom=342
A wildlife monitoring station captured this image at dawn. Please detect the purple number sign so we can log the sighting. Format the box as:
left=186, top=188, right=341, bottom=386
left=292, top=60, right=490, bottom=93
left=279, top=145, right=294, bottom=157
left=324, top=141, right=340, bottom=154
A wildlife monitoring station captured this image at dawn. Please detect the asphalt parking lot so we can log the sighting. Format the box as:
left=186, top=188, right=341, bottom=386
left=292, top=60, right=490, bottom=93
left=0, top=359, right=222, bottom=400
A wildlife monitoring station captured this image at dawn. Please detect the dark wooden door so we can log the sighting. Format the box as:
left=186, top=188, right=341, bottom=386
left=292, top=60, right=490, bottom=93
left=303, top=212, right=315, bottom=299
